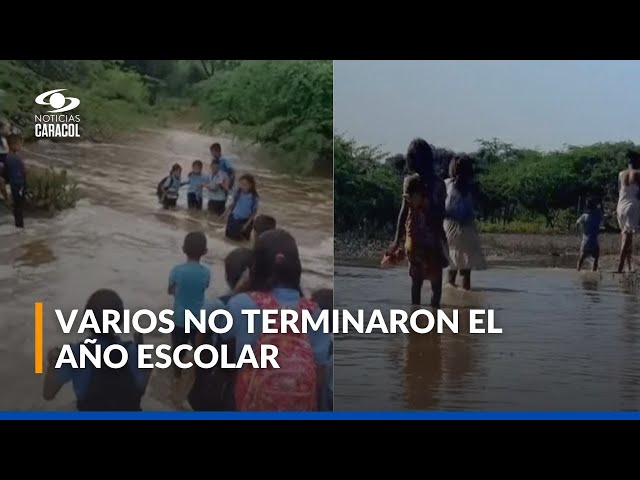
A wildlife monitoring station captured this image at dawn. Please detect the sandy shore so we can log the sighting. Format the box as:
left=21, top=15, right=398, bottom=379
left=336, top=232, right=638, bottom=270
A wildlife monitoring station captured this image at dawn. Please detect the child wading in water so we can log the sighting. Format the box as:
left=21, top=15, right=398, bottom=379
left=0, top=134, right=27, bottom=228
left=205, top=158, right=229, bottom=216
left=225, top=174, right=259, bottom=241
left=444, top=155, right=486, bottom=290
left=576, top=197, right=602, bottom=272
left=390, top=138, right=449, bottom=307
left=158, top=164, right=187, bottom=209
left=187, top=160, right=207, bottom=210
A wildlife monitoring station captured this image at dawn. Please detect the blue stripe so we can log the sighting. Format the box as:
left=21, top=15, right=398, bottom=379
left=0, top=411, right=639, bottom=420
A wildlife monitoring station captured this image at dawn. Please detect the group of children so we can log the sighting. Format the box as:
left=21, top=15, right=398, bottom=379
left=382, top=138, right=607, bottom=294
left=383, top=138, right=487, bottom=307
left=42, top=208, right=334, bottom=411
left=157, top=142, right=260, bottom=241
left=0, top=123, right=27, bottom=229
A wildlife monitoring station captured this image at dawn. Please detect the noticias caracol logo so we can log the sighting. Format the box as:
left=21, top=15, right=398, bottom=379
left=34, top=89, right=81, bottom=138
left=35, top=89, right=80, bottom=113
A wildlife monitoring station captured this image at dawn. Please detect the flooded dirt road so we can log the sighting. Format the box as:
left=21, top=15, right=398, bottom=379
left=0, top=127, right=333, bottom=410
left=334, top=264, right=640, bottom=411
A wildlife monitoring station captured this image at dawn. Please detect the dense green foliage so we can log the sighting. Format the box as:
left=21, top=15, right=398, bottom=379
left=335, top=134, right=636, bottom=237
left=0, top=60, right=157, bottom=140
left=0, top=60, right=331, bottom=175
left=196, top=60, right=333, bottom=175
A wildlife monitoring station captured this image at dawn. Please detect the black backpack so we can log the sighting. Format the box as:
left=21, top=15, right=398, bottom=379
left=156, top=176, right=169, bottom=200
left=76, top=340, right=142, bottom=411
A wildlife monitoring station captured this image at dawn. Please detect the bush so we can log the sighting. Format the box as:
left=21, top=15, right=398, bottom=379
left=198, top=60, right=332, bottom=175
left=25, top=167, right=78, bottom=212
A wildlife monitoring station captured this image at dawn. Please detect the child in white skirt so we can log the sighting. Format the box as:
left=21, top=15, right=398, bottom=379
left=444, top=155, right=486, bottom=290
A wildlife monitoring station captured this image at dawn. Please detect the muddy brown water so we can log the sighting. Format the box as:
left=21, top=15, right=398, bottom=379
left=334, top=262, right=640, bottom=411
left=0, top=127, right=333, bottom=411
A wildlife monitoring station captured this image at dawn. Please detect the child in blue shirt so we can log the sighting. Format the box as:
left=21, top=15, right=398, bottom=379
left=168, top=231, right=211, bottom=379
left=225, top=229, right=332, bottom=410
left=210, top=142, right=235, bottom=190
left=205, top=158, right=230, bottom=216
left=225, top=174, right=259, bottom=241
left=187, top=160, right=208, bottom=210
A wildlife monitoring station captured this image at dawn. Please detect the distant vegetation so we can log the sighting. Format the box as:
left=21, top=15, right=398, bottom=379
left=335, top=134, right=635, bottom=237
left=0, top=60, right=331, bottom=175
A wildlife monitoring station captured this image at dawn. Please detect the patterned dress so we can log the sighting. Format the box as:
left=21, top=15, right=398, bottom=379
left=404, top=174, right=449, bottom=281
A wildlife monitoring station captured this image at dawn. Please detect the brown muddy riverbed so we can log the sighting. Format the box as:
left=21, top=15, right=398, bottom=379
left=0, top=127, right=333, bottom=411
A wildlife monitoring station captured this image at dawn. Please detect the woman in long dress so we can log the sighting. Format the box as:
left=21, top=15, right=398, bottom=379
left=444, top=155, right=486, bottom=289
left=616, top=150, right=640, bottom=273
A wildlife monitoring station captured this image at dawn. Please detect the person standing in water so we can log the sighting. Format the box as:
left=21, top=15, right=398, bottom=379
left=444, top=155, right=486, bottom=290
left=576, top=197, right=602, bottom=272
left=186, top=160, right=207, bottom=210
left=225, top=174, right=259, bottom=241
left=389, top=138, right=449, bottom=307
left=210, top=143, right=236, bottom=190
left=205, top=158, right=229, bottom=216
left=0, top=134, right=27, bottom=228
left=616, top=150, right=640, bottom=273
left=159, top=164, right=188, bottom=210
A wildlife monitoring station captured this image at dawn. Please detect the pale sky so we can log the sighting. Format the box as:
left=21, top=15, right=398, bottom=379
left=333, top=60, right=640, bottom=155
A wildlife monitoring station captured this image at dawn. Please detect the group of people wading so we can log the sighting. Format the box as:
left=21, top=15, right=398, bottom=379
left=383, top=138, right=487, bottom=307
left=382, top=140, right=640, bottom=306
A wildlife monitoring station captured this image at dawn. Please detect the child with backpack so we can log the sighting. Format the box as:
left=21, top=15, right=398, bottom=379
left=225, top=173, right=259, bottom=241
left=42, top=289, right=150, bottom=411
left=158, top=164, right=188, bottom=209
left=225, top=229, right=332, bottom=411
left=444, top=155, right=486, bottom=290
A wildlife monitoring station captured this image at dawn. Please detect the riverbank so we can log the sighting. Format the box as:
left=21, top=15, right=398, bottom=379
left=336, top=232, right=632, bottom=268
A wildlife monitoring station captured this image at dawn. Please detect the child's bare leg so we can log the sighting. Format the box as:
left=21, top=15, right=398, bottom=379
left=430, top=270, right=443, bottom=308
left=592, top=252, right=599, bottom=272
left=447, top=269, right=457, bottom=286
left=577, top=253, right=587, bottom=271
left=460, top=269, right=471, bottom=290
left=411, top=277, right=423, bottom=306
